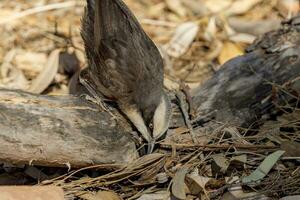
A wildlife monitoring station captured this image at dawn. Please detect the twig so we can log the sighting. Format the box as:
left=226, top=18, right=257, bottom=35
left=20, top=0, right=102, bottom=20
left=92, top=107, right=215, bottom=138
left=176, top=91, right=198, bottom=143
left=160, top=142, right=278, bottom=150
left=79, top=76, right=117, bottom=119
left=140, top=19, right=177, bottom=27
left=0, top=1, right=85, bottom=25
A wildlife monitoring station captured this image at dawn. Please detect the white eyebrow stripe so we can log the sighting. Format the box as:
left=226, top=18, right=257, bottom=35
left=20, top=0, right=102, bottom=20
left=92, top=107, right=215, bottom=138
left=121, top=106, right=152, bottom=142
left=152, top=94, right=171, bottom=139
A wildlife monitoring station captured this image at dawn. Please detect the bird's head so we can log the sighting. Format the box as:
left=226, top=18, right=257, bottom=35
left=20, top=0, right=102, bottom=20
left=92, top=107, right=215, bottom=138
left=121, top=90, right=172, bottom=147
left=140, top=92, right=172, bottom=141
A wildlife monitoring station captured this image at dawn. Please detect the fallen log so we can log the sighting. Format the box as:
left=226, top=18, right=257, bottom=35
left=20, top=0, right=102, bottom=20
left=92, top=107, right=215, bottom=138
left=0, top=16, right=299, bottom=168
left=191, top=16, right=300, bottom=127
left=0, top=89, right=138, bottom=168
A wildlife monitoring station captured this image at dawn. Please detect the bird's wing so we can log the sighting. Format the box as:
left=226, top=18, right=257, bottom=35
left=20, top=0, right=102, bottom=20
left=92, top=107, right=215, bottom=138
left=81, top=0, right=164, bottom=106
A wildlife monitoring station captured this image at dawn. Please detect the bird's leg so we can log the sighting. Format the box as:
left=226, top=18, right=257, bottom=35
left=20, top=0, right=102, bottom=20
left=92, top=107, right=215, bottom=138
left=79, top=76, right=116, bottom=119
left=180, top=83, right=196, bottom=118
left=176, top=91, right=197, bottom=143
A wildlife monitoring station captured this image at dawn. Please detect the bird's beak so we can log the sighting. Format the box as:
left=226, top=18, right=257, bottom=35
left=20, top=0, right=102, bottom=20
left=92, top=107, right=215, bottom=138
left=147, top=139, right=155, bottom=154
left=146, top=93, right=172, bottom=154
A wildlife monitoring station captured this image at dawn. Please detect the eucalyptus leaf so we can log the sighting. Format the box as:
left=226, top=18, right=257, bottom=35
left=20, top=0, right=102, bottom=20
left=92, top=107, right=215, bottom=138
left=28, top=49, right=60, bottom=94
left=242, top=150, right=285, bottom=184
left=172, top=167, right=188, bottom=200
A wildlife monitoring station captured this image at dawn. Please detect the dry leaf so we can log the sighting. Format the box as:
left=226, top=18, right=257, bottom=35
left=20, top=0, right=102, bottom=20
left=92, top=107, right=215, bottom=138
left=137, top=191, right=170, bottom=200
left=182, top=0, right=208, bottom=16
left=166, top=22, right=199, bottom=58
left=1, top=49, right=17, bottom=79
left=277, top=0, right=300, bottom=17
left=242, top=150, right=285, bottom=184
left=229, top=189, right=263, bottom=199
left=225, top=176, right=262, bottom=199
left=212, top=154, right=230, bottom=173
left=0, top=67, right=29, bottom=90
left=221, top=192, right=239, bottom=200
left=95, top=191, right=122, bottom=200
left=27, top=49, right=60, bottom=94
left=0, top=50, right=29, bottom=90
left=231, top=155, right=247, bottom=163
left=280, top=195, right=300, bottom=200
left=172, top=167, right=188, bottom=200
left=81, top=191, right=122, bottom=200
left=14, top=51, right=46, bottom=74
left=164, top=77, right=180, bottom=91
left=229, top=33, right=256, bottom=44
left=218, top=42, right=243, bottom=65
left=228, top=18, right=281, bottom=36
left=205, top=0, right=232, bottom=13
left=280, top=141, right=300, bottom=157
left=0, top=186, right=64, bottom=200
left=204, top=17, right=217, bottom=41
left=225, top=0, right=264, bottom=16
left=186, top=172, right=211, bottom=196
left=165, top=0, right=186, bottom=17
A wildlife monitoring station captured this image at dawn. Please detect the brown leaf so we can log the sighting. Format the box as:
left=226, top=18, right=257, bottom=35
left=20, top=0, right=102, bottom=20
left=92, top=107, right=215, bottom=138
left=205, top=0, right=232, bottom=13
left=27, top=49, right=60, bottom=94
left=186, top=172, right=211, bottom=196
left=95, top=191, right=122, bottom=200
left=137, top=191, right=170, bottom=200
left=218, top=42, right=243, bottom=65
left=166, top=22, right=199, bottom=58
left=81, top=191, right=122, bottom=200
left=14, top=51, right=46, bottom=75
left=1, top=67, right=29, bottom=90
left=212, top=153, right=230, bottom=174
left=229, top=33, right=256, bottom=44
left=221, top=192, right=238, bottom=200
left=172, top=167, right=188, bottom=200
left=0, top=186, right=64, bottom=200
left=277, top=0, right=300, bottom=17
left=228, top=18, right=281, bottom=36
left=204, top=17, right=217, bottom=42
left=165, top=0, right=187, bottom=17
left=280, top=195, right=300, bottom=200
left=225, top=0, right=264, bottom=16
left=281, top=141, right=300, bottom=157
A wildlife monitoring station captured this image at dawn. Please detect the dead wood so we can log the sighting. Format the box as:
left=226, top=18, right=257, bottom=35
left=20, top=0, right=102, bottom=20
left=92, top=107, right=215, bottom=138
left=191, top=16, right=300, bottom=127
left=0, top=89, right=138, bottom=168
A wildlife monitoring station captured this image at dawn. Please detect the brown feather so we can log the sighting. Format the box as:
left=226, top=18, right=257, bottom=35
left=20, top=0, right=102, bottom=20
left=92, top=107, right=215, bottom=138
left=81, top=0, right=164, bottom=123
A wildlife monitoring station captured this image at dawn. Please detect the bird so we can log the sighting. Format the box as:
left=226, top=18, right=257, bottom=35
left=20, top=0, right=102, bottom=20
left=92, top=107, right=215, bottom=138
left=79, top=0, right=172, bottom=153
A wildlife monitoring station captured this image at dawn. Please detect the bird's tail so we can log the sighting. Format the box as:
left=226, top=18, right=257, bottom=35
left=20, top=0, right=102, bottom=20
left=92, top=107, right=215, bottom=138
left=81, top=0, right=149, bottom=65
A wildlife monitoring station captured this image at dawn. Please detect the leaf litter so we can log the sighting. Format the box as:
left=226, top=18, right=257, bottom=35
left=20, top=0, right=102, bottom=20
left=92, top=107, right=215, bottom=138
left=0, top=0, right=299, bottom=199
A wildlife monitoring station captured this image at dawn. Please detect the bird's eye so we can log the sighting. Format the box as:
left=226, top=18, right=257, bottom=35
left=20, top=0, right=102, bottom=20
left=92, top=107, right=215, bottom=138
left=149, top=122, right=153, bottom=129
